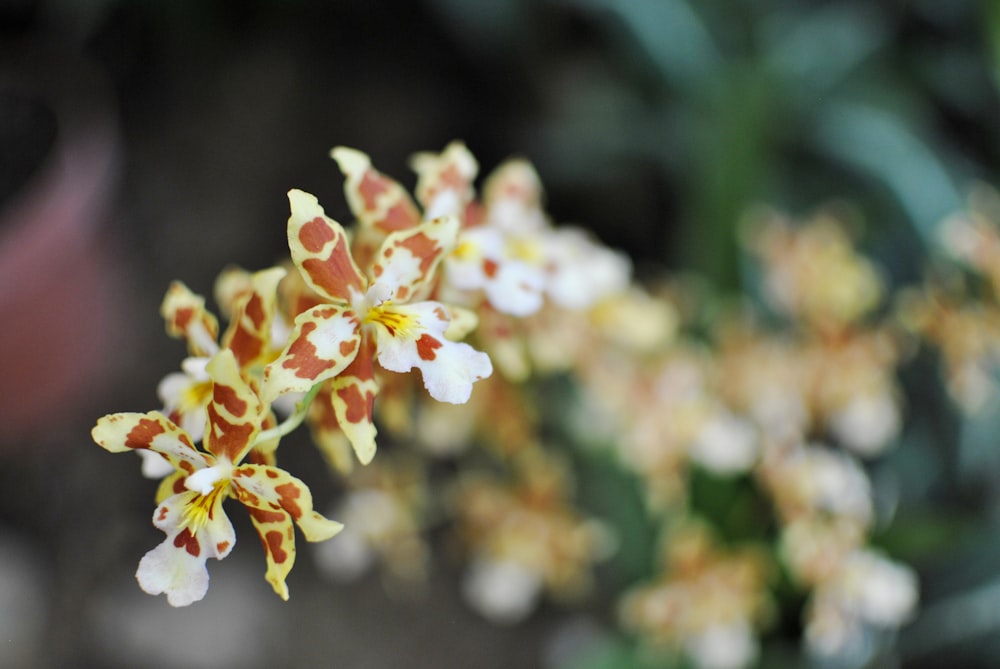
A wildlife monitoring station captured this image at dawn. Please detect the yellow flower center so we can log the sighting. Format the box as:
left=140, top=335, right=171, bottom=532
left=506, top=237, right=542, bottom=263
left=180, top=481, right=228, bottom=535
left=364, top=301, right=416, bottom=337
left=453, top=239, right=480, bottom=261
left=180, top=379, right=213, bottom=413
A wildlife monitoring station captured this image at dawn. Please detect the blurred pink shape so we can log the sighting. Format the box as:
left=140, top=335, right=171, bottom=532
left=0, top=47, right=122, bottom=441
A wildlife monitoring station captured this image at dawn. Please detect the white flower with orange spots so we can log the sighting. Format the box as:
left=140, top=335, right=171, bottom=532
left=263, top=189, right=493, bottom=465
left=92, top=349, right=341, bottom=606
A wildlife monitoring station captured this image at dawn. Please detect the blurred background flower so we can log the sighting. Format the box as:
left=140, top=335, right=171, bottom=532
left=3, top=0, right=1000, bottom=667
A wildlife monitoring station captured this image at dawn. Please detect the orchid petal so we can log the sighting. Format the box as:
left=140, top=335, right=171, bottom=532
left=153, top=489, right=235, bottom=561
left=213, top=265, right=254, bottom=321
left=445, top=227, right=544, bottom=316
left=136, top=535, right=210, bottom=607
left=543, top=228, right=632, bottom=310
left=155, top=469, right=187, bottom=504
left=232, top=465, right=343, bottom=599
left=160, top=281, right=220, bottom=357
left=482, top=159, right=545, bottom=225
left=443, top=304, right=480, bottom=341
left=92, top=411, right=209, bottom=476
left=137, top=489, right=235, bottom=607
left=203, top=350, right=263, bottom=464
left=157, top=357, right=212, bottom=442
left=329, top=334, right=379, bottom=465
left=232, top=465, right=342, bottom=542
left=307, top=387, right=356, bottom=474
left=409, top=141, right=478, bottom=219
left=370, top=215, right=459, bottom=303
left=221, top=266, right=287, bottom=369
left=287, top=189, right=366, bottom=304
left=483, top=261, right=545, bottom=317
left=331, top=146, right=421, bottom=233
left=139, top=450, right=176, bottom=480
left=372, top=301, right=493, bottom=403
left=263, top=304, right=362, bottom=399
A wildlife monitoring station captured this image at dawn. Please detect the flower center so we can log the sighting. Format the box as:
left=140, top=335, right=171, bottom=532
left=180, top=481, right=228, bottom=535
left=364, top=300, right=416, bottom=338
left=453, top=239, right=480, bottom=261
left=506, top=236, right=542, bottom=263
left=180, top=379, right=213, bottom=413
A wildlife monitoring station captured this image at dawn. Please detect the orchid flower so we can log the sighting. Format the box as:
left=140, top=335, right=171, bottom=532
left=334, top=144, right=554, bottom=318
left=157, top=268, right=287, bottom=444
left=263, top=189, right=493, bottom=465
left=92, top=349, right=341, bottom=606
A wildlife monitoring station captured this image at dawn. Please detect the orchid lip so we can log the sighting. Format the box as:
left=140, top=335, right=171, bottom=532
left=185, top=462, right=233, bottom=496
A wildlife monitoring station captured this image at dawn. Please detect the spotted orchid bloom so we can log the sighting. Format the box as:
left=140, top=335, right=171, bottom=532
left=334, top=144, right=552, bottom=318
left=409, top=140, right=479, bottom=220
left=157, top=268, right=287, bottom=442
left=263, top=189, right=493, bottom=466
left=214, top=265, right=292, bottom=374
left=92, top=349, right=342, bottom=606
left=157, top=281, right=222, bottom=443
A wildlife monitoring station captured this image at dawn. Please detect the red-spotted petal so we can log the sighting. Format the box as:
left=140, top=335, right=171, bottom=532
left=481, top=158, right=546, bottom=232
left=161, top=281, right=220, bottom=356
left=409, top=141, right=478, bottom=219
left=331, top=146, right=421, bottom=233
left=203, top=350, right=264, bottom=464
left=221, top=266, right=287, bottom=369
left=263, top=304, right=362, bottom=399
left=307, top=387, right=356, bottom=474
left=287, top=189, right=366, bottom=304
left=232, top=464, right=342, bottom=541
left=370, top=215, right=459, bottom=304
left=155, top=469, right=188, bottom=504
left=329, top=333, right=379, bottom=465
left=92, top=411, right=209, bottom=476
left=231, top=464, right=343, bottom=599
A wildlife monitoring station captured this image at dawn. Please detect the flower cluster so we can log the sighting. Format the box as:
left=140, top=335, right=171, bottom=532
left=900, top=185, right=1000, bottom=413
left=556, top=208, right=918, bottom=667
left=93, top=141, right=968, bottom=667
left=93, top=143, right=521, bottom=605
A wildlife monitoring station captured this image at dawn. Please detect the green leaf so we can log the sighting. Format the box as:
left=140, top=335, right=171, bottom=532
left=688, top=466, right=773, bottom=544
left=562, top=0, right=723, bottom=91
left=812, top=101, right=963, bottom=245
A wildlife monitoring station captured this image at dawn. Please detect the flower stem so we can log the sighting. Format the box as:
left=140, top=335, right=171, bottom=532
left=253, top=383, right=323, bottom=447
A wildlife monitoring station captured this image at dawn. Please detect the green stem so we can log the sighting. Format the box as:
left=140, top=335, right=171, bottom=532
left=252, top=383, right=323, bottom=447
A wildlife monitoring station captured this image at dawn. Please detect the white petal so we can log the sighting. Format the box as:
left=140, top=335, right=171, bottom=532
left=689, top=411, right=759, bottom=475
left=828, top=392, right=900, bottom=457
left=373, top=302, right=493, bottom=403
left=544, top=228, right=631, bottom=310
left=138, top=450, right=175, bottom=480
left=184, top=465, right=230, bottom=496
left=462, top=558, right=542, bottom=625
left=417, top=340, right=493, bottom=404
left=684, top=621, right=760, bottom=669
left=135, top=540, right=209, bottom=607
left=484, top=262, right=545, bottom=317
